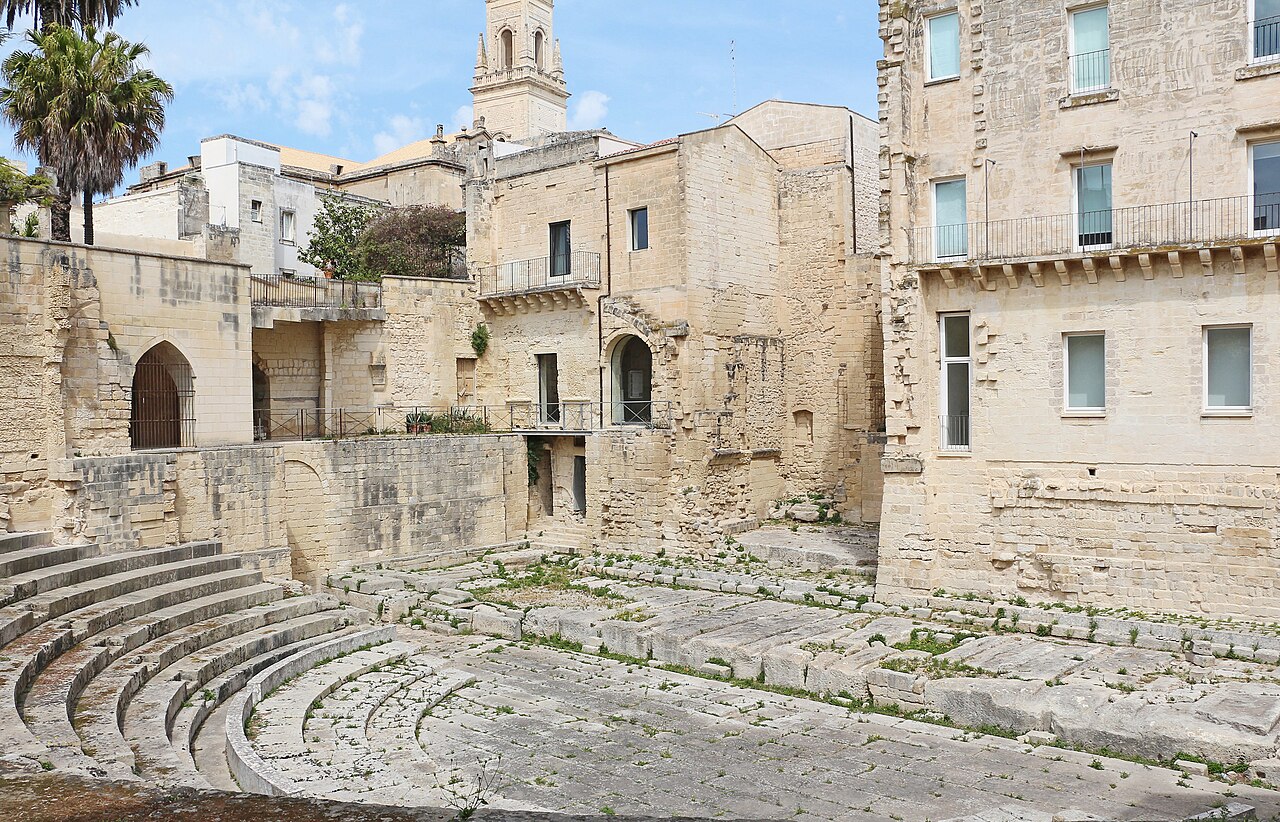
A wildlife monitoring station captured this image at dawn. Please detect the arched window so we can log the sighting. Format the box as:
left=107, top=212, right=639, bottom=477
left=500, top=28, right=514, bottom=69
left=534, top=30, right=545, bottom=69
left=611, top=335, right=653, bottom=425
left=130, top=342, right=195, bottom=450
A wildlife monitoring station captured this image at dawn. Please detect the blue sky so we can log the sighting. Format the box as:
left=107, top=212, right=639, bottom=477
left=5, top=0, right=882, bottom=171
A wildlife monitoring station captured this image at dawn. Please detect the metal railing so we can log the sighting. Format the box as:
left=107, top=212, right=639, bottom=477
left=251, top=401, right=674, bottom=442
left=909, top=193, right=1280, bottom=265
left=1255, top=14, right=1280, bottom=61
left=1069, top=48, right=1111, bottom=94
left=250, top=274, right=383, bottom=309
left=940, top=414, right=970, bottom=452
left=477, top=251, right=602, bottom=297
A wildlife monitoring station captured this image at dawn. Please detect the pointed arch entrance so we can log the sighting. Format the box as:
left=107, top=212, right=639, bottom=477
left=130, top=342, right=195, bottom=450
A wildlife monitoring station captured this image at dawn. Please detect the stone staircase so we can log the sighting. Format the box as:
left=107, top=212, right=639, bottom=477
left=0, top=530, right=370, bottom=786
left=530, top=517, right=589, bottom=554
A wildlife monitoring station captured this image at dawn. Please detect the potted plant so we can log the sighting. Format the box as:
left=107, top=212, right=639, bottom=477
left=406, top=411, right=432, bottom=434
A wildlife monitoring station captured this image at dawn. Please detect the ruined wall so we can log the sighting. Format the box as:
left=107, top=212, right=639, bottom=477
left=252, top=322, right=323, bottom=417
left=62, top=436, right=528, bottom=580
left=587, top=429, right=676, bottom=554
left=382, top=276, right=480, bottom=408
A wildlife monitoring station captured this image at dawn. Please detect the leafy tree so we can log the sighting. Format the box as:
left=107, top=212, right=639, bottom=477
left=0, top=156, right=51, bottom=230
left=0, top=0, right=136, bottom=32
left=0, top=25, right=171, bottom=243
left=357, top=204, right=467, bottom=281
left=299, top=193, right=380, bottom=280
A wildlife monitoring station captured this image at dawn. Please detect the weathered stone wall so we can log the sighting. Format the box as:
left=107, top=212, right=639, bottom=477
left=61, top=436, right=528, bottom=582
left=381, top=276, right=480, bottom=408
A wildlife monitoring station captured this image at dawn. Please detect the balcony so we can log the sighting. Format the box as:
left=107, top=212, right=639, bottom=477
left=476, top=251, right=601, bottom=313
left=250, top=274, right=384, bottom=328
left=907, top=193, right=1280, bottom=282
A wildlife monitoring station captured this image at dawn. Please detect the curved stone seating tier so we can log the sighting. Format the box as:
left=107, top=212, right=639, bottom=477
left=0, top=531, right=55, bottom=554
left=0, top=543, right=99, bottom=581
left=73, top=596, right=344, bottom=778
left=1, top=542, right=224, bottom=610
left=0, top=563, right=262, bottom=766
left=131, top=615, right=361, bottom=787
left=0, top=545, right=230, bottom=649
left=222, top=628, right=403, bottom=797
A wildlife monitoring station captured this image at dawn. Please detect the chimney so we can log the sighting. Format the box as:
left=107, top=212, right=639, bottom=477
left=139, top=161, right=168, bottom=183
left=187, top=155, right=202, bottom=170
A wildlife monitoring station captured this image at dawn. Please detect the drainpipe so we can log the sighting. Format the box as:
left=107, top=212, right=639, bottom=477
left=599, top=161, right=613, bottom=422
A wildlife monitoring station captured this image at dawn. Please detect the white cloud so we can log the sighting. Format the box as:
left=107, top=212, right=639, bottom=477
left=269, top=71, right=337, bottom=137
left=568, top=91, right=610, bottom=131
left=372, top=114, right=427, bottom=157
left=451, top=104, right=474, bottom=132
left=322, top=3, right=364, bottom=66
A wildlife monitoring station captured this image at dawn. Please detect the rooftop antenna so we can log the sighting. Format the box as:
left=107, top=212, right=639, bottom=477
left=731, top=39, right=739, bottom=113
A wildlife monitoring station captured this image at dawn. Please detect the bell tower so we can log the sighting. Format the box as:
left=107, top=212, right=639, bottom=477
left=472, top=0, right=570, bottom=141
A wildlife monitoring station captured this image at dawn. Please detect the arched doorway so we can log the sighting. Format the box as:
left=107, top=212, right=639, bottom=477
left=611, top=335, right=653, bottom=424
left=130, top=342, right=194, bottom=450
left=252, top=362, right=271, bottom=441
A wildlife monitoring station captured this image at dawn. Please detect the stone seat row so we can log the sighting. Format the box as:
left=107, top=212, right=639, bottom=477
left=0, top=530, right=370, bottom=793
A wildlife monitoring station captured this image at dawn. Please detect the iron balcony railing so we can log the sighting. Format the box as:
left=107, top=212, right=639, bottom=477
left=1068, top=48, right=1111, bottom=94
left=477, top=251, right=602, bottom=297
left=1255, top=14, right=1280, bottom=61
left=251, top=401, right=674, bottom=442
left=909, top=193, right=1280, bottom=265
left=940, top=414, right=971, bottom=452
left=250, top=274, right=383, bottom=309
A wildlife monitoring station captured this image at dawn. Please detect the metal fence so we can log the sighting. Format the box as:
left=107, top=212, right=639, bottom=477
left=1069, top=48, right=1111, bottom=94
left=252, top=401, right=674, bottom=442
left=1256, top=14, right=1280, bottom=60
left=477, top=251, right=602, bottom=297
left=940, top=415, right=970, bottom=452
left=130, top=359, right=196, bottom=450
left=909, top=193, right=1280, bottom=265
left=250, top=274, right=384, bottom=309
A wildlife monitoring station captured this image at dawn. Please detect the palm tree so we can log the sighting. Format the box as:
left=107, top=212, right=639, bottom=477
left=0, top=0, right=136, bottom=32
left=0, top=25, right=171, bottom=243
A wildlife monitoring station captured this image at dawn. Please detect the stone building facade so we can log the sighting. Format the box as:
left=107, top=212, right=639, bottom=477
left=876, top=0, right=1280, bottom=617
left=464, top=100, right=884, bottom=553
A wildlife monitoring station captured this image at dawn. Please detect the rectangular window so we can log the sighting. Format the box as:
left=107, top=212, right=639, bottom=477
left=549, top=221, right=572, bottom=277
left=933, top=178, right=968, bottom=260
left=1205, top=326, right=1252, bottom=411
left=1252, top=141, right=1280, bottom=233
left=1253, top=0, right=1280, bottom=61
left=1070, top=5, right=1111, bottom=93
left=250, top=200, right=263, bottom=223
left=629, top=207, right=649, bottom=251
left=537, top=353, right=561, bottom=423
left=926, top=12, right=961, bottom=81
left=1065, top=333, right=1106, bottom=411
left=280, top=209, right=296, bottom=244
left=940, top=313, right=971, bottom=450
left=1075, top=163, right=1113, bottom=249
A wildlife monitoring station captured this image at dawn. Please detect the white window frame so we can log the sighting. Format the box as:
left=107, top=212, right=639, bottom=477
left=925, top=11, right=961, bottom=83
left=1063, top=332, right=1107, bottom=415
left=939, top=312, right=972, bottom=451
left=1068, top=3, right=1111, bottom=95
left=279, top=209, right=297, bottom=245
left=1249, top=139, right=1280, bottom=238
left=1072, top=161, right=1114, bottom=252
left=1203, top=325, right=1254, bottom=415
left=932, top=176, right=969, bottom=261
left=1250, top=0, right=1280, bottom=64
left=250, top=200, right=263, bottom=223
left=629, top=207, right=649, bottom=251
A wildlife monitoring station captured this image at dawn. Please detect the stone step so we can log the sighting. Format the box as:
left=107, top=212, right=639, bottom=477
left=78, top=598, right=345, bottom=780
left=0, top=564, right=255, bottom=769
left=154, top=622, right=365, bottom=789
left=0, top=543, right=99, bottom=581
left=23, top=580, right=282, bottom=772
left=0, top=531, right=54, bottom=555
left=0, top=543, right=211, bottom=610
left=221, top=627, right=399, bottom=797
left=0, top=547, right=229, bottom=649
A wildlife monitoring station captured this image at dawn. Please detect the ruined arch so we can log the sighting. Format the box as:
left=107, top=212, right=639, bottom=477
left=130, top=341, right=194, bottom=450
left=608, top=334, right=653, bottom=424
